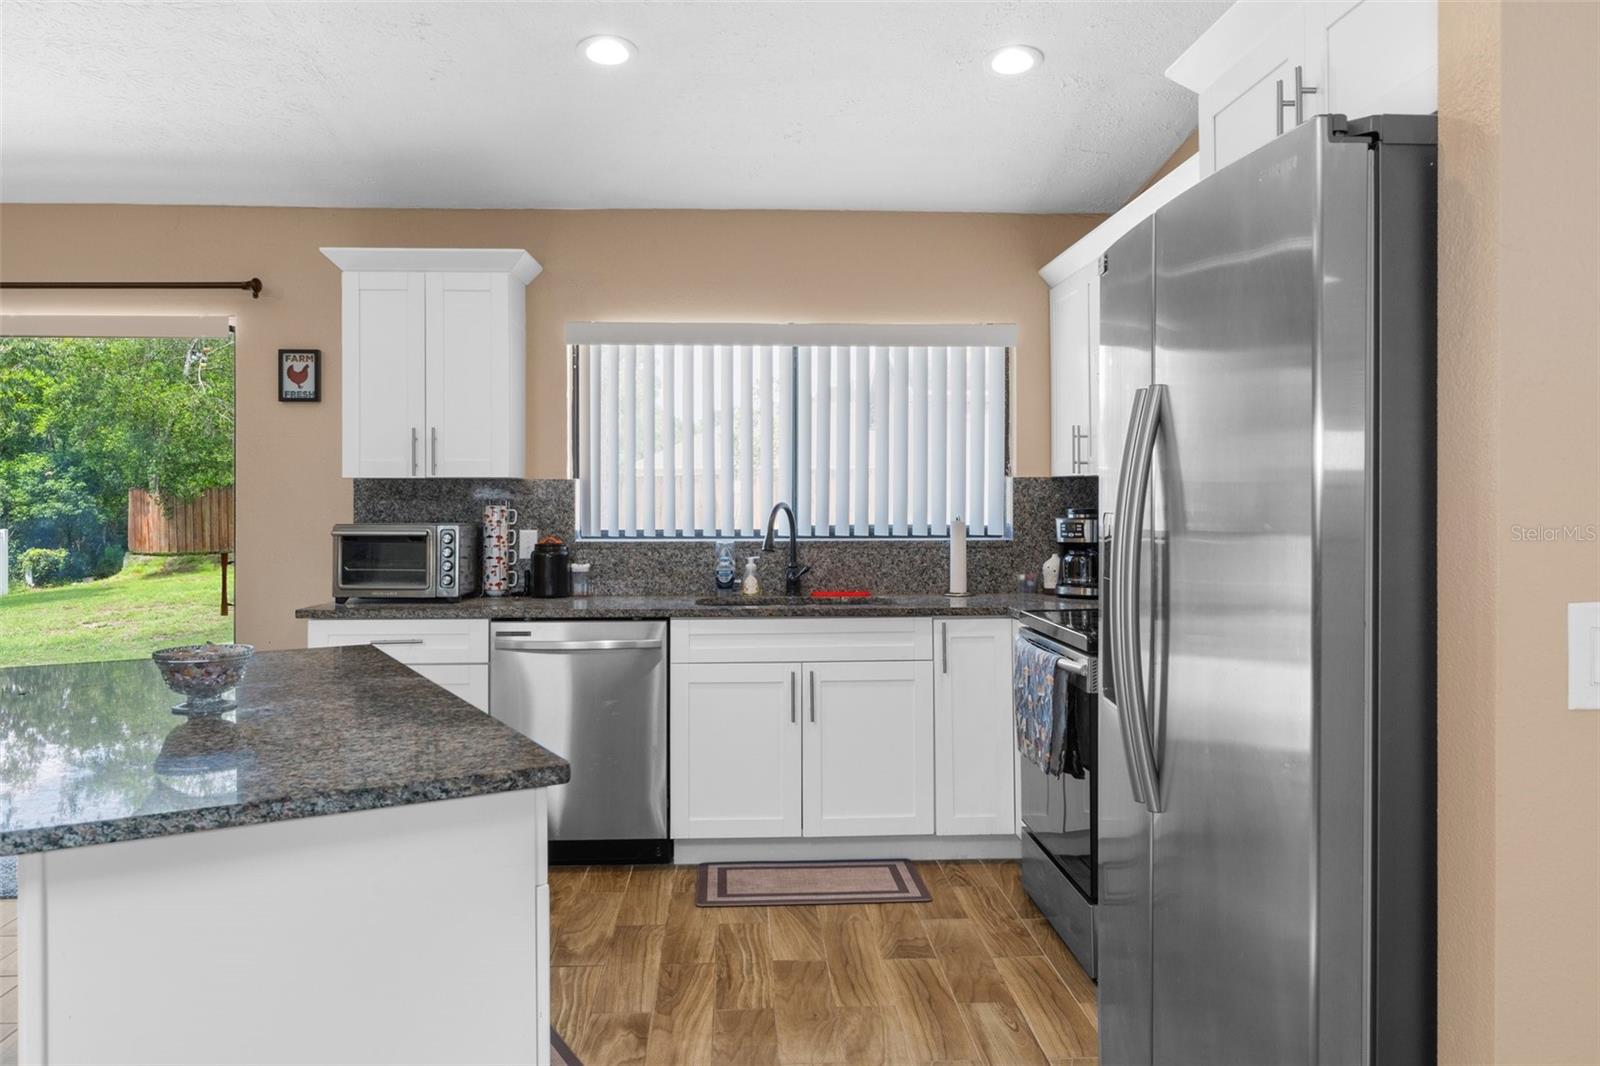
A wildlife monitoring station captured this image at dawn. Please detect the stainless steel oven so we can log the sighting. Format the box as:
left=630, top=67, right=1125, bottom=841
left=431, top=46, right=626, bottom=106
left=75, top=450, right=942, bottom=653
left=331, top=523, right=480, bottom=602
left=1014, top=605, right=1100, bottom=978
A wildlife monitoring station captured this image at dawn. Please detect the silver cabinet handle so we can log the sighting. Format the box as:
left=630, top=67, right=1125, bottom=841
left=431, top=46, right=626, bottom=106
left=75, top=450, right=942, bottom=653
left=1293, top=64, right=1317, bottom=127
left=411, top=428, right=419, bottom=476
left=369, top=638, right=425, bottom=646
left=494, top=638, right=663, bottom=652
left=1070, top=424, right=1090, bottom=473
left=790, top=670, right=797, bottom=723
left=1276, top=78, right=1295, bottom=136
left=430, top=427, right=438, bottom=475
left=941, top=622, right=949, bottom=674
left=808, top=670, right=816, bottom=723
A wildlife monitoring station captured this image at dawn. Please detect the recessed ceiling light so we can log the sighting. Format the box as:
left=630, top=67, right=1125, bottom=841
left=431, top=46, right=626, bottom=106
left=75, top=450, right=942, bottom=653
left=580, top=35, right=635, bottom=66
left=988, top=45, right=1043, bottom=76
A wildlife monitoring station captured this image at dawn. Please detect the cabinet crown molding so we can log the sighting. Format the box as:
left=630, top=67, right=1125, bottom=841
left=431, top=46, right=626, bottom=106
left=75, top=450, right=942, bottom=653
left=320, top=247, right=542, bottom=285
left=1039, top=157, right=1200, bottom=288
left=1165, top=1, right=1299, bottom=92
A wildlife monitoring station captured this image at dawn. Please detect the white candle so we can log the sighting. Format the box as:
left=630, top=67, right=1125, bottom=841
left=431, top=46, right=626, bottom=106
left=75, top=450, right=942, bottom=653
left=949, top=516, right=967, bottom=596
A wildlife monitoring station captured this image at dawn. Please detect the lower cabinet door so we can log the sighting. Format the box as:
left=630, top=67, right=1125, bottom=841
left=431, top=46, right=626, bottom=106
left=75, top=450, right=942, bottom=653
left=670, top=662, right=803, bottom=839
left=412, top=663, right=490, bottom=712
left=802, top=660, right=935, bottom=837
left=934, top=619, right=1017, bottom=835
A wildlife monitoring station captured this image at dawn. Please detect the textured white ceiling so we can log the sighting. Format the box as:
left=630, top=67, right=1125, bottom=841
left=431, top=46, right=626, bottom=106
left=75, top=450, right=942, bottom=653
left=0, top=1, right=1226, bottom=212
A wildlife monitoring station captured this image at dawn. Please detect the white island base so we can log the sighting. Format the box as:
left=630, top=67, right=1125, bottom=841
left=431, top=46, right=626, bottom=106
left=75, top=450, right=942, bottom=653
left=15, top=789, right=549, bottom=1066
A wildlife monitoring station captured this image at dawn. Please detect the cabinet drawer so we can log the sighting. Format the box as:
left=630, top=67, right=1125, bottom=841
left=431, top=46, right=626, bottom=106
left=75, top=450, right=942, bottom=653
left=306, top=619, right=488, bottom=664
left=670, top=617, right=933, bottom=664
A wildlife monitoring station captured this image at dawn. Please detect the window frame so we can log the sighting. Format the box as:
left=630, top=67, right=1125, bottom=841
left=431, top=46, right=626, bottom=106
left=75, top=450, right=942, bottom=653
left=567, top=324, right=1016, bottom=542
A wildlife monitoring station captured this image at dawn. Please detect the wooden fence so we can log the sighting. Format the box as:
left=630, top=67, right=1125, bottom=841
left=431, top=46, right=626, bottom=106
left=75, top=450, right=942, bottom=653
left=127, top=486, right=235, bottom=555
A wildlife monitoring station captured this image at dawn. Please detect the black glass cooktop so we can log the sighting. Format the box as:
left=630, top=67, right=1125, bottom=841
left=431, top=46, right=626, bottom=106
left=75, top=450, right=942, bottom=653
left=1012, top=605, right=1099, bottom=654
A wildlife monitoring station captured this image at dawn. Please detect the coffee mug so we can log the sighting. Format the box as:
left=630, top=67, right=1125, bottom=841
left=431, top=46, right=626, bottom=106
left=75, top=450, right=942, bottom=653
left=482, top=503, right=518, bottom=527
left=483, top=564, right=522, bottom=596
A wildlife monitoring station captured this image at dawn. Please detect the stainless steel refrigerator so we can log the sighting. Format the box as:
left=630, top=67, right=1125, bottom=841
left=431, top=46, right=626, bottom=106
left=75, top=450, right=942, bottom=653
left=1096, top=115, right=1435, bottom=1066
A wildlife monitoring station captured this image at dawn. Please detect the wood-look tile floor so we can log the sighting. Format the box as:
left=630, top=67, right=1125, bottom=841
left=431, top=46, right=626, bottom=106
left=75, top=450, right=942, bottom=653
left=551, top=861, right=1098, bottom=1066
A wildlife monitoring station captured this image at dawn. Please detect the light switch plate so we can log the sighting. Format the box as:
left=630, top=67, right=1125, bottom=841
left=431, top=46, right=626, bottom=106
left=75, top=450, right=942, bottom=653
left=1570, top=602, right=1600, bottom=710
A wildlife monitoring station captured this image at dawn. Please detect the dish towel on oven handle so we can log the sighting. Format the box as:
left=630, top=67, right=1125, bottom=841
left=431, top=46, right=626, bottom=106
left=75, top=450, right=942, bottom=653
left=1013, top=634, right=1067, bottom=773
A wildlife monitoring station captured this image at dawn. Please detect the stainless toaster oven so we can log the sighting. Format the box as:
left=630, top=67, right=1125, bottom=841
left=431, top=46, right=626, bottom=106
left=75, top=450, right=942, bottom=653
left=331, top=523, right=480, bottom=602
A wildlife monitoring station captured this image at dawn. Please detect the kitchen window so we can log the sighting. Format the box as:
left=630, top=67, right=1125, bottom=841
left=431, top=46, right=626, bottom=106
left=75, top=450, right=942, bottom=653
left=570, top=324, right=1013, bottom=539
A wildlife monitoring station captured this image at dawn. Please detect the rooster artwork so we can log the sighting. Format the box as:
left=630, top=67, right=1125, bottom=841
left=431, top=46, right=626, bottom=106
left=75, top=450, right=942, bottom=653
left=278, top=348, right=321, bottom=402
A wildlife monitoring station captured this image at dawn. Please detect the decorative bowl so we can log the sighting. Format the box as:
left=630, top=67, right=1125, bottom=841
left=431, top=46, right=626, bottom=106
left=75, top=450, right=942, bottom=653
left=152, top=643, right=254, bottom=714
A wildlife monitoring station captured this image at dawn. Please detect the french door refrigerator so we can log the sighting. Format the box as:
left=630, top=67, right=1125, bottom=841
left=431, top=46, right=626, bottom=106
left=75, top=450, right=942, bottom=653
left=1096, top=115, right=1435, bottom=1066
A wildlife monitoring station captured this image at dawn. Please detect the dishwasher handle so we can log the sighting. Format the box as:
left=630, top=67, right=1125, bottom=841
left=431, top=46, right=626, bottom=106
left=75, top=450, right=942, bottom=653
left=494, top=636, right=663, bottom=652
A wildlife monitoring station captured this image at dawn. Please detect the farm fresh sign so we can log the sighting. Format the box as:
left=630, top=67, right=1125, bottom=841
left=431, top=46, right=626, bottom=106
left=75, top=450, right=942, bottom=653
left=279, top=349, right=320, bottom=402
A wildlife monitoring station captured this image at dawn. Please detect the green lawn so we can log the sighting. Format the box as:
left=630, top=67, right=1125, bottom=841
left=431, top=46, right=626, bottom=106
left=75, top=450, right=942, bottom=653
left=0, top=556, right=234, bottom=668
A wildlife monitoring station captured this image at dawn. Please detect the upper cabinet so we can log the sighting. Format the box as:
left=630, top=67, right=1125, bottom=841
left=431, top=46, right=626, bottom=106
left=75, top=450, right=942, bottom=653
left=1040, top=160, right=1199, bottom=478
left=1169, top=0, right=1438, bottom=174
left=321, top=248, right=541, bottom=479
left=1049, top=262, right=1100, bottom=476
left=1042, top=0, right=1437, bottom=475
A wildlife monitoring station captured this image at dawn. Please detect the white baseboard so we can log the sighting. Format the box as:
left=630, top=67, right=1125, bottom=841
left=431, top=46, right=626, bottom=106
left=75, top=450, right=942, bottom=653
left=672, top=834, right=1021, bottom=864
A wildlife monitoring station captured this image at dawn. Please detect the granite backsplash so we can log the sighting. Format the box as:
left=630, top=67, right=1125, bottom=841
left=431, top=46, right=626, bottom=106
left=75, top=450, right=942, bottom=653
left=353, top=476, right=1096, bottom=597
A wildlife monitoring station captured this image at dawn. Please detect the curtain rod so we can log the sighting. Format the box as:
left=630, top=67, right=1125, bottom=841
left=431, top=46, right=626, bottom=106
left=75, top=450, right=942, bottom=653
left=0, top=278, right=262, bottom=299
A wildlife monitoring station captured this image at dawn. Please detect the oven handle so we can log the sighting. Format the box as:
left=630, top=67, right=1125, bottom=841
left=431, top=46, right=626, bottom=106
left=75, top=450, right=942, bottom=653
left=1016, top=632, right=1092, bottom=679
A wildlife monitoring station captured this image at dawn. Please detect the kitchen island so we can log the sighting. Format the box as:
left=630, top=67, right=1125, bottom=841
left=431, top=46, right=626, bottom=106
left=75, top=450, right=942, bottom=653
left=0, top=646, right=570, bottom=1066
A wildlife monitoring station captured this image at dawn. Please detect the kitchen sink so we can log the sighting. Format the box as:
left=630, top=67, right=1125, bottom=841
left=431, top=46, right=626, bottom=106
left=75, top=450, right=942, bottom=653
left=692, top=595, right=880, bottom=608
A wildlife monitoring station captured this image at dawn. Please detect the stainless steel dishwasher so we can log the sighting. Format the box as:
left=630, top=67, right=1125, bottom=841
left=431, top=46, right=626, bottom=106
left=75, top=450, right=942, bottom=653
left=490, top=620, right=669, bottom=863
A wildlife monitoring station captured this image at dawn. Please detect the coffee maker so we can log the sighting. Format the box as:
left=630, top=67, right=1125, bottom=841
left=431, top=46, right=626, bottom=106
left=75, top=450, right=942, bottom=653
left=1055, top=509, right=1098, bottom=600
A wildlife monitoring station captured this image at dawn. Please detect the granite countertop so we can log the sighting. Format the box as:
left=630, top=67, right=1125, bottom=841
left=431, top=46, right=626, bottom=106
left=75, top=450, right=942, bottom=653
left=0, top=646, right=570, bottom=856
left=296, top=591, right=1064, bottom=620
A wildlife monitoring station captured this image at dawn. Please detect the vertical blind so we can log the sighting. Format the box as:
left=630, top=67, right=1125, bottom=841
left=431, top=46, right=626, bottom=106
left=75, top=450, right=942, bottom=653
left=574, top=337, right=1009, bottom=539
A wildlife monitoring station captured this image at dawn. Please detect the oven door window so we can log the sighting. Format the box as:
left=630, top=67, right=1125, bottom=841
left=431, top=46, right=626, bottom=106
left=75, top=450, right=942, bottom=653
left=339, top=534, right=430, bottom=591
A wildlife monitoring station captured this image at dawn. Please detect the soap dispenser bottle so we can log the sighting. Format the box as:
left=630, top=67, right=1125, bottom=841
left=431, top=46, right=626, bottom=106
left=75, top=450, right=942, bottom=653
left=714, top=540, right=737, bottom=590
left=742, top=556, right=761, bottom=596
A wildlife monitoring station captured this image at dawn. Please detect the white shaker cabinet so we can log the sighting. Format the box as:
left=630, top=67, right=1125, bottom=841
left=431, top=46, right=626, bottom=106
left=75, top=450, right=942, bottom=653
left=424, top=271, right=526, bottom=478
left=340, top=271, right=426, bottom=479
left=934, top=619, right=1016, bottom=836
left=1042, top=161, right=1196, bottom=481
left=1172, top=0, right=1438, bottom=176
left=803, top=660, right=935, bottom=838
left=670, top=662, right=804, bottom=839
left=323, top=248, right=540, bottom=479
left=1194, top=8, right=1306, bottom=173
left=669, top=617, right=980, bottom=843
left=305, top=618, right=490, bottom=712
left=1305, top=0, right=1439, bottom=123
left=1049, top=262, right=1100, bottom=476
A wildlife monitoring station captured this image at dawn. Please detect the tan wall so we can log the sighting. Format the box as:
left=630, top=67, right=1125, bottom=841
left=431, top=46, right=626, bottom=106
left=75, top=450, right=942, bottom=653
left=1438, top=1, right=1600, bottom=1062
left=0, top=206, right=1097, bottom=649
left=1127, top=128, right=1199, bottom=202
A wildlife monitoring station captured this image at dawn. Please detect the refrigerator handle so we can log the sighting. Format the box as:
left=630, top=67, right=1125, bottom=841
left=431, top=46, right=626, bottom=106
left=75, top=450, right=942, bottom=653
left=1110, top=388, right=1151, bottom=808
left=1116, top=384, right=1168, bottom=814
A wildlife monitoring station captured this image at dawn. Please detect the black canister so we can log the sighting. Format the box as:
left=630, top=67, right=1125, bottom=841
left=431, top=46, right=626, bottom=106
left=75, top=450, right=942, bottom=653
left=528, top=542, right=572, bottom=598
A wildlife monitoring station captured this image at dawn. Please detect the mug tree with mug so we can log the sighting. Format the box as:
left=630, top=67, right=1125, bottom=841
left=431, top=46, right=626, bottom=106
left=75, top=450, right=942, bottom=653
left=481, top=502, right=522, bottom=597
